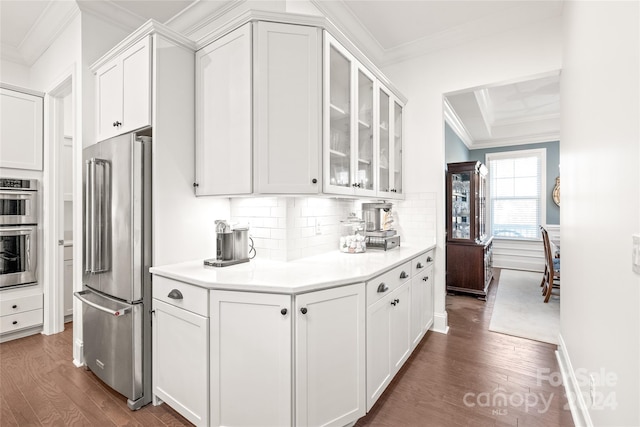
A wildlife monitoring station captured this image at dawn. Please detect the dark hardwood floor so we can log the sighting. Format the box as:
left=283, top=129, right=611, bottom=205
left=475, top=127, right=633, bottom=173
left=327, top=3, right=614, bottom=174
left=1, top=268, right=573, bottom=426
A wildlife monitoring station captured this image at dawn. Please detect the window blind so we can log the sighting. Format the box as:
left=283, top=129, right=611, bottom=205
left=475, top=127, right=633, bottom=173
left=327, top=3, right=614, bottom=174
left=486, top=149, right=546, bottom=239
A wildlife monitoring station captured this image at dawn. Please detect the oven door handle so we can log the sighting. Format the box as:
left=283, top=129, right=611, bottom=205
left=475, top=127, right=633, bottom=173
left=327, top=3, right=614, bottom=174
left=0, top=191, right=35, bottom=198
left=0, top=227, right=35, bottom=236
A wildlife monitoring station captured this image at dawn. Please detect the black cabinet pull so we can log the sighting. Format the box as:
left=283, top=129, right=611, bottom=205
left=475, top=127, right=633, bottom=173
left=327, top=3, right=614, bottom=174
left=281, top=308, right=288, bottom=316
left=167, top=289, right=183, bottom=300
left=390, top=300, right=397, bottom=306
left=300, top=307, right=308, bottom=314
left=377, top=283, right=389, bottom=293
left=417, top=262, right=424, bottom=269
left=12, top=304, right=17, bottom=309
left=193, top=182, right=199, bottom=187
left=426, top=256, right=433, bottom=262
left=423, top=276, right=429, bottom=281
left=400, top=271, right=408, bottom=279
left=112, top=121, right=122, bottom=127
left=395, top=298, right=400, bottom=304
left=312, top=178, right=317, bottom=184
left=12, top=321, right=18, bottom=325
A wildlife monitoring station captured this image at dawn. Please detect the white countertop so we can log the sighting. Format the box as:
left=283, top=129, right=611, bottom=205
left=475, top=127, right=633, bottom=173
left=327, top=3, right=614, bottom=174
left=150, top=243, right=436, bottom=294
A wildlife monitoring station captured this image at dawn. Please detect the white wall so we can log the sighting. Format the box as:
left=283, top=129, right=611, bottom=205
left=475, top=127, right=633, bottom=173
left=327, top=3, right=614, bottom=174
left=561, top=2, right=639, bottom=425
left=381, top=16, right=562, bottom=332
left=0, top=60, right=30, bottom=87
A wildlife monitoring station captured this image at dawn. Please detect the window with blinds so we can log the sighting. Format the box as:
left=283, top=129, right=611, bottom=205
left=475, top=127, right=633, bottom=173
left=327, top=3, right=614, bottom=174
left=486, top=148, right=546, bottom=239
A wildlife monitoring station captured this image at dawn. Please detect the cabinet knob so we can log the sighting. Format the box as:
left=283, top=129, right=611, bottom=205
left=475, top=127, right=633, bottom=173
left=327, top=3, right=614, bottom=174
left=377, top=283, right=389, bottom=293
left=113, top=121, right=122, bottom=127
left=423, top=276, right=429, bottom=281
left=12, top=321, right=18, bottom=325
left=395, top=298, right=400, bottom=304
left=416, top=262, right=424, bottom=269
left=390, top=300, right=397, bottom=306
left=400, top=271, right=408, bottom=279
left=12, top=304, right=17, bottom=309
left=193, top=182, right=199, bottom=188
left=300, top=307, right=308, bottom=314
left=312, top=178, right=317, bottom=184
left=167, top=289, right=183, bottom=300
left=426, top=256, right=433, bottom=262
left=281, top=308, right=288, bottom=316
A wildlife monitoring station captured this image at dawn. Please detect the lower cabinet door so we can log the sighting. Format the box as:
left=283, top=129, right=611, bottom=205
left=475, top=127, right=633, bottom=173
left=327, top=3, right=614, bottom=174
left=410, top=265, right=434, bottom=348
left=295, top=283, right=366, bottom=427
left=152, top=299, right=209, bottom=426
left=366, top=280, right=411, bottom=411
left=210, top=291, right=292, bottom=427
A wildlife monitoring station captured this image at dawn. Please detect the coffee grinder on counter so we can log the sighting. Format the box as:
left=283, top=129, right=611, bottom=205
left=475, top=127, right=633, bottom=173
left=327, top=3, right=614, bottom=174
left=362, top=202, right=400, bottom=250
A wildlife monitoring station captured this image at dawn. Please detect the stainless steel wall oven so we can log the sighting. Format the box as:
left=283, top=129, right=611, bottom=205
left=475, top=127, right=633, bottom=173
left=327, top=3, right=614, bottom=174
left=0, top=178, right=38, bottom=289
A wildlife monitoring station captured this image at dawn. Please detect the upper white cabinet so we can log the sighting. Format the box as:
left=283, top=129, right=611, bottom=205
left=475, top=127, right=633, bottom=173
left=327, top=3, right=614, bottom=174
left=323, top=34, right=376, bottom=197
left=323, top=33, right=404, bottom=199
left=195, top=23, right=252, bottom=196
left=377, top=87, right=404, bottom=199
left=95, top=36, right=151, bottom=142
left=195, top=21, right=321, bottom=196
left=0, top=86, right=43, bottom=170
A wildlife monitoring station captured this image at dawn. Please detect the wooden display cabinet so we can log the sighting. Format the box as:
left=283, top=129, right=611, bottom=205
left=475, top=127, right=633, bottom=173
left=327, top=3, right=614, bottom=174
left=446, top=161, right=493, bottom=298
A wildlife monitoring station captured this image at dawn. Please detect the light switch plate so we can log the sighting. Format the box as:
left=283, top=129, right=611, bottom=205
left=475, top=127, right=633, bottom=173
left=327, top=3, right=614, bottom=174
left=633, top=234, right=640, bottom=274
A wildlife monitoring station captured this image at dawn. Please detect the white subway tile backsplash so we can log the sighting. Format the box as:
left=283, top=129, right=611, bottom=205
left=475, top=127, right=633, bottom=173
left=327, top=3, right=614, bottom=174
left=230, top=193, right=436, bottom=261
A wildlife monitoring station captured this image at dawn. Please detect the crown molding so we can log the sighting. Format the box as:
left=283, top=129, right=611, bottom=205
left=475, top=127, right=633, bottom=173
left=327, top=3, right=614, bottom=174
left=443, top=98, right=474, bottom=149
left=90, top=19, right=196, bottom=72
left=470, top=132, right=560, bottom=150
left=3, top=1, right=80, bottom=66
left=76, top=0, right=146, bottom=34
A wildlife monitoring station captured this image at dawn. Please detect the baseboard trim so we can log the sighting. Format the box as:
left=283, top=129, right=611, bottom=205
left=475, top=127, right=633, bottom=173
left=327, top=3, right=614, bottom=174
left=556, top=333, right=593, bottom=427
left=432, top=311, right=449, bottom=334
left=73, top=338, right=84, bottom=368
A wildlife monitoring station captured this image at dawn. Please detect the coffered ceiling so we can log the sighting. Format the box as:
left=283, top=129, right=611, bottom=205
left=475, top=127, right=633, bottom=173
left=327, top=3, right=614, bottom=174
left=0, top=0, right=562, bottom=148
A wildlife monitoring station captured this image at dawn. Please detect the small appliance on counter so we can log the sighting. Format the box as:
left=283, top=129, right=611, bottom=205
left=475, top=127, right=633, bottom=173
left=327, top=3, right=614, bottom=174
left=362, top=202, right=401, bottom=250
left=204, top=221, right=255, bottom=267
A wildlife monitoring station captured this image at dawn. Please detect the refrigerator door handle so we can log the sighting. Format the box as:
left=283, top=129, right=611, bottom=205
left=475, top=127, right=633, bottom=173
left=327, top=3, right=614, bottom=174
left=74, top=290, right=130, bottom=316
left=85, top=158, right=111, bottom=274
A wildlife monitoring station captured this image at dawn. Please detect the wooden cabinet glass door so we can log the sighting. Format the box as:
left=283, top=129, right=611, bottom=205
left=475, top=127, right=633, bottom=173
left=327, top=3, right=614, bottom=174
left=356, top=69, right=375, bottom=193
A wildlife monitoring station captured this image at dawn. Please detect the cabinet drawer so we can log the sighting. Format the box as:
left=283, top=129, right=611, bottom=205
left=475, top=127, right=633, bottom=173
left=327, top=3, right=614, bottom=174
left=366, top=261, right=411, bottom=306
left=152, top=276, right=208, bottom=317
left=412, top=250, right=435, bottom=276
left=0, top=309, right=43, bottom=334
left=0, top=294, right=43, bottom=315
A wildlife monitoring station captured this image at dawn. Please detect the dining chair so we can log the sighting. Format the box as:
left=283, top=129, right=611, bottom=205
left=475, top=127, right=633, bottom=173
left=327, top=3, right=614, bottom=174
left=540, top=226, right=560, bottom=302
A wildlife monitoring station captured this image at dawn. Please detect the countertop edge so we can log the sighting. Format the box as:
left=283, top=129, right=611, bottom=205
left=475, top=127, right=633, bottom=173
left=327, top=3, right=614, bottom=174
left=150, top=244, right=436, bottom=295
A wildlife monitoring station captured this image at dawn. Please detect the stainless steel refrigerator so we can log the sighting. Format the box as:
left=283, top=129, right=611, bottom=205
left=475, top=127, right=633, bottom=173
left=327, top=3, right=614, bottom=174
left=75, top=131, right=152, bottom=410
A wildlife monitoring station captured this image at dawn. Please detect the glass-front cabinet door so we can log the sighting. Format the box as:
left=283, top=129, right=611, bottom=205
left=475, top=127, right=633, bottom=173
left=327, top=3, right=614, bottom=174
left=449, top=171, right=472, bottom=240
left=326, top=40, right=353, bottom=194
left=377, top=87, right=404, bottom=199
left=356, top=68, right=375, bottom=194
left=324, top=33, right=377, bottom=197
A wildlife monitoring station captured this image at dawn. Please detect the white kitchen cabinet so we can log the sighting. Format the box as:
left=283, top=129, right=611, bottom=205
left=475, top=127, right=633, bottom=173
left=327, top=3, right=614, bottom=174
left=254, top=21, right=321, bottom=194
left=195, top=23, right=252, bottom=196
left=410, top=264, right=434, bottom=349
left=295, top=283, right=366, bottom=427
left=195, top=21, right=321, bottom=196
left=152, top=277, right=209, bottom=427
left=210, top=290, right=292, bottom=427
left=366, top=279, right=411, bottom=410
left=95, top=36, right=151, bottom=142
left=377, top=87, right=404, bottom=199
left=0, top=85, right=43, bottom=170
left=323, top=33, right=376, bottom=197
left=0, top=293, right=43, bottom=340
